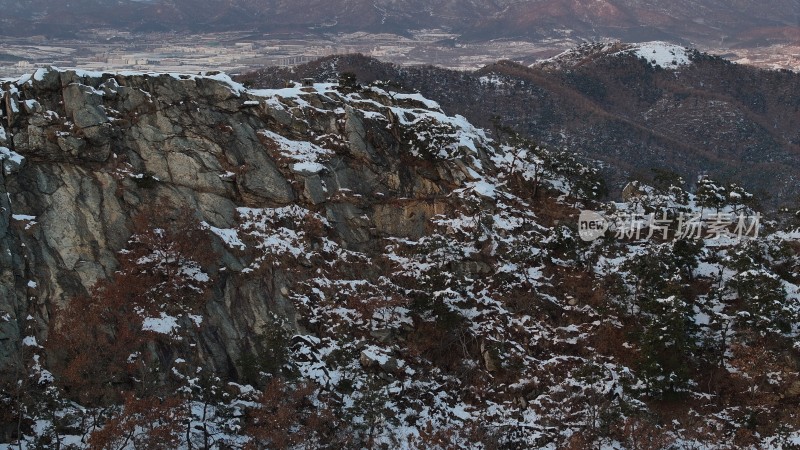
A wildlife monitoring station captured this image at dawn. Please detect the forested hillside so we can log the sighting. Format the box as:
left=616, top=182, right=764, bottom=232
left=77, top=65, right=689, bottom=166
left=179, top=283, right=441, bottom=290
left=0, top=65, right=798, bottom=448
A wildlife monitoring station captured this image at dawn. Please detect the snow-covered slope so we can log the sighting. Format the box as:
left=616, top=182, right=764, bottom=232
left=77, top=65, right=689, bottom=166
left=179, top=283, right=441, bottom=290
left=623, top=41, right=692, bottom=68
left=0, top=68, right=798, bottom=449
left=535, top=41, right=694, bottom=70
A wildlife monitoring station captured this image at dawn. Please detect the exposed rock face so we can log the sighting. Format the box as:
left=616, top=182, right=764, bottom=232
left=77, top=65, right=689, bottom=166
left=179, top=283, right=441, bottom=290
left=3, top=67, right=800, bottom=449
left=0, top=68, right=490, bottom=377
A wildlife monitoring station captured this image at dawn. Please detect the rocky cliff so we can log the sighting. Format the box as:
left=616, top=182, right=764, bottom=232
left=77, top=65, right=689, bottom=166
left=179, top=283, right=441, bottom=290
left=2, top=67, right=799, bottom=449
left=0, top=67, right=500, bottom=379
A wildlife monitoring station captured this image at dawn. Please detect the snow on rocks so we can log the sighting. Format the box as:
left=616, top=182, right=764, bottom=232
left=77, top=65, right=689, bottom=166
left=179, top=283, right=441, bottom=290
left=258, top=129, right=333, bottom=174
left=142, top=312, right=181, bottom=335
left=141, top=312, right=202, bottom=338
left=202, top=222, right=246, bottom=250
left=0, top=146, right=25, bottom=174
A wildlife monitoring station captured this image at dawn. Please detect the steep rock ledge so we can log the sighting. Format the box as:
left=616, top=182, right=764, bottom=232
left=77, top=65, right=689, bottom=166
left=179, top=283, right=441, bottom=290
left=0, top=68, right=493, bottom=377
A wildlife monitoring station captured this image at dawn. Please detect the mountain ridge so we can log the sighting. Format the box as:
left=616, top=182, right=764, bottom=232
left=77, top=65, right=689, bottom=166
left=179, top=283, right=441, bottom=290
left=1, top=65, right=800, bottom=448
left=236, top=48, right=800, bottom=208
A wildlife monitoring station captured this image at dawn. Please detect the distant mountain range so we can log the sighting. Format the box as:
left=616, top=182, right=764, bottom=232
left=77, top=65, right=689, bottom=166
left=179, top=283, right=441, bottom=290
left=236, top=46, right=800, bottom=208
left=1, top=0, right=798, bottom=50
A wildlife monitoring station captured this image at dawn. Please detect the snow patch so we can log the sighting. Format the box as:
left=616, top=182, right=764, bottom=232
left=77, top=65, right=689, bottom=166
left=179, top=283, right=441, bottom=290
left=0, top=146, right=25, bottom=173
left=142, top=313, right=180, bottom=335
left=625, top=41, right=692, bottom=69
left=259, top=129, right=332, bottom=170
left=203, top=222, right=246, bottom=250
